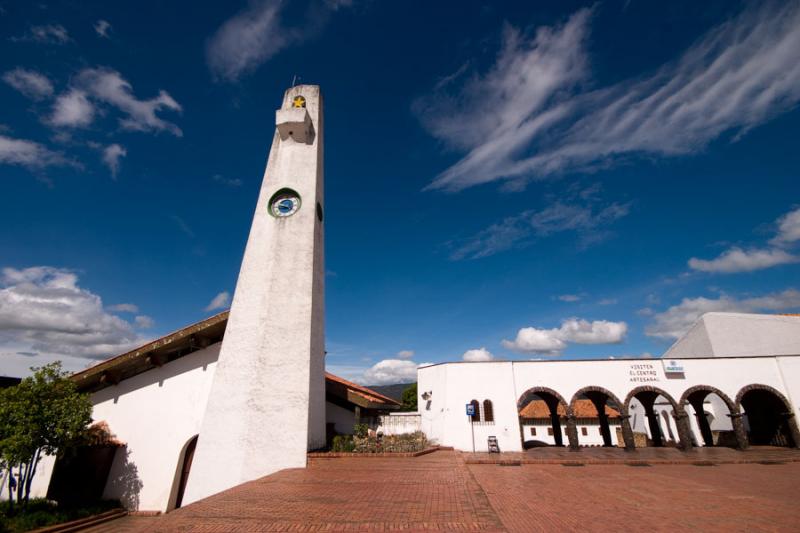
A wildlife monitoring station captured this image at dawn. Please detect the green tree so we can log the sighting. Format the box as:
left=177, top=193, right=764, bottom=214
left=401, top=383, right=417, bottom=412
left=0, top=362, right=92, bottom=508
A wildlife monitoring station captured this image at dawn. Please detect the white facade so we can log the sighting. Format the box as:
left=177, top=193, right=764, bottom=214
left=418, top=353, right=800, bottom=453
left=184, top=85, right=326, bottom=505
left=23, top=344, right=220, bottom=512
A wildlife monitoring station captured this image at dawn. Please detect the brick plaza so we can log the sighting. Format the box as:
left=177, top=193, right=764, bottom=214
left=94, top=449, right=800, bottom=532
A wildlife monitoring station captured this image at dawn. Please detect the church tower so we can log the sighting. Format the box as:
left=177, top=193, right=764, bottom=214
left=183, top=85, right=326, bottom=504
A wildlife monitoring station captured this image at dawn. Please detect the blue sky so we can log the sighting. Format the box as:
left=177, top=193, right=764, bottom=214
left=1, top=0, right=799, bottom=383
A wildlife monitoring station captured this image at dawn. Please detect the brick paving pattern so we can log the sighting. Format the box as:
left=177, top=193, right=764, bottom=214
left=109, top=449, right=800, bottom=532
left=472, top=462, right=800, bottom=532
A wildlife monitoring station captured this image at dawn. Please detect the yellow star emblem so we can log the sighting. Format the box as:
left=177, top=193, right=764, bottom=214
left=292, top=96, right=306, bottom=108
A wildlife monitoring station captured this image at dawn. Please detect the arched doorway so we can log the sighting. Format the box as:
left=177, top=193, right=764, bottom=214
left=624, top=387, right=692, bottom=450
left=570, top=387, right=634, bottom=450
left=737, top=385, right=799, bottom=447
left=679, top=386, right=742, bottom=448
left=171, top=435, right=198, bottom=510
left=517, top=387, right=573, bottom=449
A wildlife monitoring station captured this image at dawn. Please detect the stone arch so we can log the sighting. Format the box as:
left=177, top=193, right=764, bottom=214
left=517, top=387, right=575, bottom=450
left=623, top=386, right=692, bottom=450
left=680, top=385, right=737, bottom=414
left=679, top=385, right=744, bottom=449
left=736, top=384, right=800, bottom=448
left=570, top=386, right=634, bottom=451
left=518, top=386, right=571, bottom=413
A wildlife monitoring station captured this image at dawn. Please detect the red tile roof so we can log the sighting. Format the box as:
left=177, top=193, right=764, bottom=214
left=325, top=372, right=401, bottom=406
left=520, top=399, right=621, bottom=419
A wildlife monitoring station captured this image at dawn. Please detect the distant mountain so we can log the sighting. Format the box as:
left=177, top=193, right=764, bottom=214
left=367, top=382, right=415, bottom=402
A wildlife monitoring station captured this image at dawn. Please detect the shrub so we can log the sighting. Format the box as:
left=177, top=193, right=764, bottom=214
left=353, top=424, right=369, bottom=439
left=0, top=498, right=120, bottom=532
left=331, top=435, right=355, bottom=453
left=350, top=431, right=428, bottom=453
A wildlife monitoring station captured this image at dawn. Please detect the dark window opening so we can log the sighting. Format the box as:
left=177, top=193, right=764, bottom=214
left=483, top=400, right=494, bottom=422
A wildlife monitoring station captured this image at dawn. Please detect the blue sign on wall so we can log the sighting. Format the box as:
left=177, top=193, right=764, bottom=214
left=466, top=403, right=475, bottom=416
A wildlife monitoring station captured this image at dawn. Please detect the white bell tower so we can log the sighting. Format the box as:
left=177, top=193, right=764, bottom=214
left=183, top=85, right=326, bottom=504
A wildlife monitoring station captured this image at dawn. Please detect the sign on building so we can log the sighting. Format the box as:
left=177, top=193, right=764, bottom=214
left=662, top=359, right=686, bottom=378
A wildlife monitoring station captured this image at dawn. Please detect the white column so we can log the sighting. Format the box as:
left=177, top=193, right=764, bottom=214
left=183, top=85, right=325, bottom=504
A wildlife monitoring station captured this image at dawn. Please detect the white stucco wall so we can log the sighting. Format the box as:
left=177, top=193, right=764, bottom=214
left=419, top=362, right=521, bottom=453
left=22, top=343, right=220, bottom=512
left=94, top=344, right=220, bottom=512
left=666, top=313, right=800, bottom=358
left=419, top=355, right=800, bottom=452
left=378, top=413, right=421, bottom=436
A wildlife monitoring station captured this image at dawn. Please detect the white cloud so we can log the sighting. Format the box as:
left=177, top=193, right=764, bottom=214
left=49, top=89, right=95, bottom=128
left=74, top=68, right=182, bottom=136
left=689, top=207, right=800, bottom=273
left=206, top=0, right=291, bottom=82
left=324, top=0, right=352, bottom=9
left=0, top=266, right=144, bottom=362
left=688, top=247, right=797, bottom=273
left=771, top=207, right=800, bottom=247
left=13, top=24, right=70, bottom=45
left=102, top=144, right=127, bottom=178
left=171, top=215, right=195, bottom=238
left=0, top=134, right=69, bottom=170
left=450, top=197, right=630, bottom=260
left=94, top=20, right=112, bottom=38
left=134, top=315, right=154, bottom=329
left=462, top=347, right=494, bottom=362
left=396, top=349, right=414, bottom=359
left=206, top=0, right=353, bottom=82
left=212, top=174, right=243, bottom=187
left=418, top=3, right=800, bottom=191
left=502, top=318, right=627, bottom=355
left=558, top=294, right=581, bottom=302
left=108, top=303, right=138, bottom=313
left=204, top=291, right=230, bottom=312
left=2, top=68, right=54, bottom=100
left=646, top=289, right=800, bottom=340
left=598, top=298, right=617, bottom=305
left=362, top=359, right=419, bottom=385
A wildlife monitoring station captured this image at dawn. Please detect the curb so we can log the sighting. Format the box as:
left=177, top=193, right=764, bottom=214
left=308, top=445, right=441, bottom=459
left=30, top=508, right=127, bottom=533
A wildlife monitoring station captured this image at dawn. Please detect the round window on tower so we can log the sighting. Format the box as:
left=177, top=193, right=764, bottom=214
left=292, top=95, right=306, bottom=108
left=268, top=188, right=301, bottom=218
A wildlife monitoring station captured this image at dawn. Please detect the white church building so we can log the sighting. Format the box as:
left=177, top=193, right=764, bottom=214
left=10, top=85, right=800, bottom=514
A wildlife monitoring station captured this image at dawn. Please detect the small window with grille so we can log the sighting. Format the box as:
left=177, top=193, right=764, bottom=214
left=482, top=400, right=494, bottom=423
